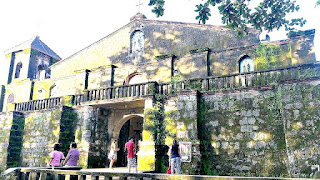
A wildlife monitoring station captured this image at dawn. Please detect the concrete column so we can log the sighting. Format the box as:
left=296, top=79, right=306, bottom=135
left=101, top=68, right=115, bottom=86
left=137, top=98, right=155, bottom=171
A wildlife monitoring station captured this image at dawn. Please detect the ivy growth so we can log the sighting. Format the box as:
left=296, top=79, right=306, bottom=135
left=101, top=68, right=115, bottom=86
left=59, top=107, right=78, bottom=155
left=144, top=100, right=169, bottom=172
left=255, top=44, right=289, bottom=70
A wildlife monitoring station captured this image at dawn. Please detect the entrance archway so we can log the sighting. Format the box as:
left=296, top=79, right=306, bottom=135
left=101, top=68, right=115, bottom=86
left=115, top=115, right=143, bottom=167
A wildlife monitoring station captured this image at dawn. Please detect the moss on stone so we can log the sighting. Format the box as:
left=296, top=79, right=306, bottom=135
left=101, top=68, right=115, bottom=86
left=255, top=44, right=291, bottom=70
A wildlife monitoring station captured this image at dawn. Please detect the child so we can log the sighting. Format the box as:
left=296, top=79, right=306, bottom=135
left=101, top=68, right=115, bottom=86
left=108, top=139, right=119, bottom=169
left=49, top=143, right=65, bottom=167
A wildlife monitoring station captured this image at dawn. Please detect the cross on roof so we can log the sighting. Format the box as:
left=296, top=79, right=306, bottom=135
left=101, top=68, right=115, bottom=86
left=136, top=0, right=143, bottom=13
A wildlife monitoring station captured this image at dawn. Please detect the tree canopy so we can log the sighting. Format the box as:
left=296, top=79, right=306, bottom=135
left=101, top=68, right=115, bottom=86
left=148, top=0, right=306, bottom=36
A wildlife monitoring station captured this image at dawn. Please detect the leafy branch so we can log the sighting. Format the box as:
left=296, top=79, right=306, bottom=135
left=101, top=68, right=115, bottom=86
left=148, top=0, right=306, bottom=35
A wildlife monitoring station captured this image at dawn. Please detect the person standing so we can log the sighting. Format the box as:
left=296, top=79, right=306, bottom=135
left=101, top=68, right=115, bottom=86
left=170, top=139, right=181, bottom=174
left=108, top=139, right=119, bottom=169
left=64, top=142, right=80, bottom=166
left=49, top=143, right=65, bottom=167
left=125, top=137, right=137, bottom=173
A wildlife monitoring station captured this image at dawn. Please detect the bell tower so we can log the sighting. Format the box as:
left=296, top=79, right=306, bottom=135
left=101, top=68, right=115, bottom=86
left=0, top=36, right=61, bottom=112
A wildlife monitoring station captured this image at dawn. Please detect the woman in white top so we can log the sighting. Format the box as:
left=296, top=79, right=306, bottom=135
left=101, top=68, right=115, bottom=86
left=108, top=139, right=119, bottom=169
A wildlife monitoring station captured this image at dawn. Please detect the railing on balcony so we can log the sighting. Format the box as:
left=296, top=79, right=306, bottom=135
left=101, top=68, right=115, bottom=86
left=157, top=63, right=320, bottom=95
left=15, top=97, right=62, bottom=111
left=73, top=94, right=84, bottom=106
left=84, top=82, right=153, bottom=102
left=13, top=63, right=320, bottom=111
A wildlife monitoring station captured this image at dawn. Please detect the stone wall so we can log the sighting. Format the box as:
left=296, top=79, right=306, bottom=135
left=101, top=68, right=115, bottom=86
left=86, top=107, right=109, bottom=168
left=280, top=81, right=320, bottom=177
left=0, top=105, right=96, bottom=170
left=174, top=91, right=201, bottom=174
left=197, top=79, right=320, bottom=177
left=200, top=88, right=288, bottom=176
left=0, top=109, right=62, bottom=169
left=50, top=73, right=86, bottom=97
left=175, top=52, right=208, bottom=79
left=0, top=112, right=14, bottom=169
left=71, top=106, right=96, bottom=168
left=50, top=19, right=260, bottom=84
left=21, top=107, right=62, bottom=167
left=210, top=46, right=256, bottom=76
left=209, top=32, right=315, bottom=76
left=142, top=20, right=259, bottom=57
left=289, top=32, right=315, bottom=66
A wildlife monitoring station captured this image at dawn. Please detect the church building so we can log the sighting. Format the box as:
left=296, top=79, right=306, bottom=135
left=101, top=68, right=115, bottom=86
left=0, top=13, right=318, bottom=177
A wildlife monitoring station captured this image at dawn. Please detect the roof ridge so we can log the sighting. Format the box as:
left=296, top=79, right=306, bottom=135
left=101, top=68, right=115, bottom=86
left=4, top=36, right=37, bottom=54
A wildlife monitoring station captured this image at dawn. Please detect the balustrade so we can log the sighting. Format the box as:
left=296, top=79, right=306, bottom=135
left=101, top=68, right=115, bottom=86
left=15, top=97, right=62, bottom=112
left=13, top=63, right=320, bottom=112
left=84, top=82, right=150, bottom=102
left=157, top=63, right=320, bottom=94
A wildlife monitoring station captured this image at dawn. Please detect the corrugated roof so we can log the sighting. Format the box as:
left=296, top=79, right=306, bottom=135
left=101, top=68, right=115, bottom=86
left=4, top=36, right=61, bottom=60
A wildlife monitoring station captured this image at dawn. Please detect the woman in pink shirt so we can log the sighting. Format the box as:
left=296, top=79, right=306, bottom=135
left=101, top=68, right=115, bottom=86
left=49, top=143, right=65, bottom=167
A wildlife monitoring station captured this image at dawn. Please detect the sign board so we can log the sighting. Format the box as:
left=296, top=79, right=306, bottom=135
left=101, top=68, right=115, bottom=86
left=179, top=141, right=192, bottom=162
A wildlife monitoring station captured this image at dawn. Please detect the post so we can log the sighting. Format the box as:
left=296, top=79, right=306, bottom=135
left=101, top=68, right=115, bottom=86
left=147, top=81, right=158, bottom=96
left=62, top=95, right=74, bottom=107
left=39, top=172, right=47, bottom=180
left=65, top=175, right=70, bottom=180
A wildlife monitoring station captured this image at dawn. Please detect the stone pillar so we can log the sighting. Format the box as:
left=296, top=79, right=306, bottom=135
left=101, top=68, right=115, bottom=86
left=74, top=106, right=95, bottom=168
left=175, top=90, right=201, bottom=174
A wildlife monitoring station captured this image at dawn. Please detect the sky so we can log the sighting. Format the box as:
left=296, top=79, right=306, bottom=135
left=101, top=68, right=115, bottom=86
left=0, top=0, right=319, bottom=77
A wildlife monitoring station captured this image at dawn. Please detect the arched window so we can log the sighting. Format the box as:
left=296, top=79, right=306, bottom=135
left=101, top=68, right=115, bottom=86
left=50, top=85, right=58, bottom=97
left=239, top=56, right=254, bottom=73
left=123, top=73, right=148, bottom=85
left=15, top=62, right=22, bottom=78
left=36, top=65, right=46, bottom=80
left=130, top=30, right=144, bottom=53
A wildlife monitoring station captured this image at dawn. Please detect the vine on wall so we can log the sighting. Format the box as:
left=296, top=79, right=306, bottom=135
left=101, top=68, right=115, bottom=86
left=144, top=99, right=169, bottom=172
left=59, top=106, right=78, bottom=155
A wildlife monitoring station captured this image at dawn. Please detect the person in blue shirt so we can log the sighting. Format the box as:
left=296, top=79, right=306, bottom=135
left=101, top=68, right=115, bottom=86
left=170, top=139, right=181, bottom=174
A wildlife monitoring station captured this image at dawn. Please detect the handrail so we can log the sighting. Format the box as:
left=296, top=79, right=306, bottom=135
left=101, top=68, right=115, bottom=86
left=13, top=63, right=320, bottom=111
left=206, top=62, right=320, bottom=79
left=11, top=167, right=310, bottom=180
left=157, top=62, right=320, bottom=95
left=14, top=97, right=62, bottom=112
left=84, top=82, right=155, bottom=102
